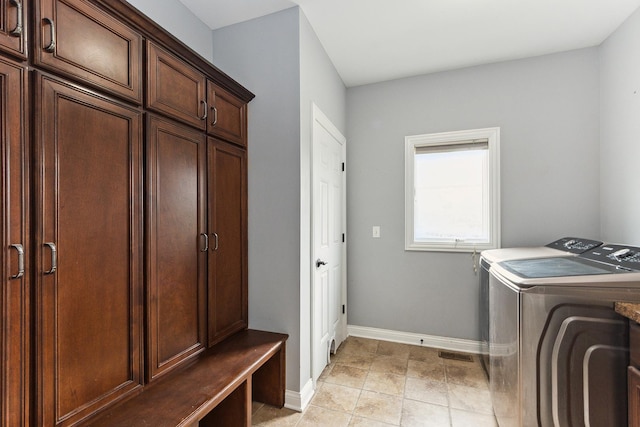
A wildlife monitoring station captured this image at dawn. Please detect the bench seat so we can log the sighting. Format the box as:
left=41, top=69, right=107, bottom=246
left=86, top=329, right=288, bottom=427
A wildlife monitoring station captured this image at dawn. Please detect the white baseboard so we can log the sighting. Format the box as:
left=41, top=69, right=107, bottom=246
left=347, top=324, right=485, bottom=355
left=284, top=378, right=314, bottom=412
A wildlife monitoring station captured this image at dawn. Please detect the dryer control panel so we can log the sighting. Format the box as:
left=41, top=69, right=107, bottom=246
left=580, top=244, right=640, bottom=270
left=546, top=237, right=603, bottom=254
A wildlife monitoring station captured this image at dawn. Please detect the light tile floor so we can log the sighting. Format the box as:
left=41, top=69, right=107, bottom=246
left=252, top=336, right=498, bottom=427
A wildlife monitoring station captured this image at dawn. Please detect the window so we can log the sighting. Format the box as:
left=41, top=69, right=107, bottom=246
left=405, top=127, right=500, bottom=252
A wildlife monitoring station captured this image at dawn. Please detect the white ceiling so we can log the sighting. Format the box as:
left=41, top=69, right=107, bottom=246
left=178, top=0, right=640, bottom=87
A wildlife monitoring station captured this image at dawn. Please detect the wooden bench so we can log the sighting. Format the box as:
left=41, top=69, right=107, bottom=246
left=86, top=330, right=288, bottom=427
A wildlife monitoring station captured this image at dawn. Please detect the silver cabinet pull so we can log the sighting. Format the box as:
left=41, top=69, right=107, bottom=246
left=200, top=233, right=209, bottom=252
left=9, top=244, right=24, bottom=279
left=200, top=100, right=208, bottom=120
left=212, top=232, right=219, bottom=251
left=9, top=0, right=22, bottom=37
left=44, top=242, right=57, bottom=274
left=43, top=17, right=56, bottom=53
left=211, top=106, right=218, bottom=126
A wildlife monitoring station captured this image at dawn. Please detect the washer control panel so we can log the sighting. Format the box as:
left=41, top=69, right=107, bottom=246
left=546, top=237, right=603, bottom=254
left=580, top=244, right=640, bottom=270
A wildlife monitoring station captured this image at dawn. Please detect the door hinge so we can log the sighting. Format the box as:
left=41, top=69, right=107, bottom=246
left=342, top=233, right=345, bottom=243
left=342, top=162, right=345, bottom=172
left=342, top=304, right=345, bottom=314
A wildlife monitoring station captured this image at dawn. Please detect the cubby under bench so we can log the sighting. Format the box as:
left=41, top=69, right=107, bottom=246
left=86, top=330, right=288, bottom=427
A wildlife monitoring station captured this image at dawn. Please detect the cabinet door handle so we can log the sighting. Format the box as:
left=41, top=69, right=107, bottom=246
left=200, top=233, right=209, bottom=252
left=200, top=100, right=208, bottom=120
left=44, top=242, right=57, bottom=274
left=211, top=106, right=218, bottom=126
left=43, top=17, right=56, bottom=53
left=9, top=0, right=22, bottom=37
left=9, top=244, right=24, bottom=279
left=212, top=232, right=219, bottom=251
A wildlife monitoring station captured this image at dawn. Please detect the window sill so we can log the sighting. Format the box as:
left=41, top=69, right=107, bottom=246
left=405, top=242, right=498, bottom=253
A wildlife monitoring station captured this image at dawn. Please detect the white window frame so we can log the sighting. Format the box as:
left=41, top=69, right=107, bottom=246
left=404, top=127, right=500, bottom=252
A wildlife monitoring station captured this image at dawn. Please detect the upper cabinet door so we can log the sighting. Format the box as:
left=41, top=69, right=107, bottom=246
left=207, top=81, right=247, bottom=146
left=35, top=0, right=143, bottom=103
left=147, top=41, right=207, bottom=130
left=0, top=0, right=27, bottom=59
left=0, top=57, right=29, bottom=427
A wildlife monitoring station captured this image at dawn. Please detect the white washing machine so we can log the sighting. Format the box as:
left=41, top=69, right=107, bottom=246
left=479, top=237, right=602, bottom=374
left=489, top=244, right=640, bottom=427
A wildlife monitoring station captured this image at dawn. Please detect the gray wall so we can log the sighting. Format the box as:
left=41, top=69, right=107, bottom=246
left=126, top=0, right=213, bottom=61
left=299, top=9, right=347, bottom=390
left=346, top=49, right=601, bottom=340
left=299, top=12, right=347, bottom=135
left=599, top=7, right=640, bottom=245
left=211, top=7, right=346, bottom=394
left=211, top=8, right=302, bottom=391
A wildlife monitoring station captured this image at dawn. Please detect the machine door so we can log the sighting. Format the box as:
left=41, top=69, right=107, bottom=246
left=518, top=287, right=634, bottom=427
left=535, top=302, right=628, bottom=427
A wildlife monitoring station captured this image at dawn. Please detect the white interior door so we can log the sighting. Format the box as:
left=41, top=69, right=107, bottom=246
left=312, top=104, right=346, bottom=384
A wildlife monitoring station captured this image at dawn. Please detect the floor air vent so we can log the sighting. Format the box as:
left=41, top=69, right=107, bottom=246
left=438, top=351, right=473, bottom=362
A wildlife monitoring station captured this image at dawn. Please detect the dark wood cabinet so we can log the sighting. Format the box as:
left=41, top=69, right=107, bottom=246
left=0, top=1, right=255, bottom=424
left=0, top=57, right=29, bottom=427
left=34, top=72, right=144, bottom=426
left=147, top=41, right=207, bottom=130
left=146, top=115, right=207, bottom=382
left=35, top=0, right=143, bottom=103
left=0, top=0, right=27, bottom=59
left=207, top=81, right=247, bottom=146
left=630, top=366, right=640, bottom=427
left=631, top=321, right=640, bottom=426
left=207, top=138, right=248, bottom=346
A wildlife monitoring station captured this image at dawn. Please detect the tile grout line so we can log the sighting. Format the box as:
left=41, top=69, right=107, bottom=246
left=288, top=338, right=494, bottom=427
left=443, top=360, right=454, bottom=427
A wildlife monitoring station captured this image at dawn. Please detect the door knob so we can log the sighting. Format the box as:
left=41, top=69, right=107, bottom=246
left=316, top=259, right=327, bottom=268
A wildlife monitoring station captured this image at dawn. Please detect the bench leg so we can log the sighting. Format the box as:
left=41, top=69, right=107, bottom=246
left=252, top=346, right=286, bottom=407
left=199, top=379, right=251, bottom=427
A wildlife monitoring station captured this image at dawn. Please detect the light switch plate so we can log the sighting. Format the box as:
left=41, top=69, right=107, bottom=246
left=372, top=226, right=381, bottom=238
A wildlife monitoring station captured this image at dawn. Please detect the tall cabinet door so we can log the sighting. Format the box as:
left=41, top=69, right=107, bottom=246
left=0, top=0, right=26, bottom=59
left=34, top=73, right=144, bottom=426
left=208, top=138, right=248, bottom=346
left=146, top=115, right=207, bottom=381
left=0, top=57, right=28, bottom=427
